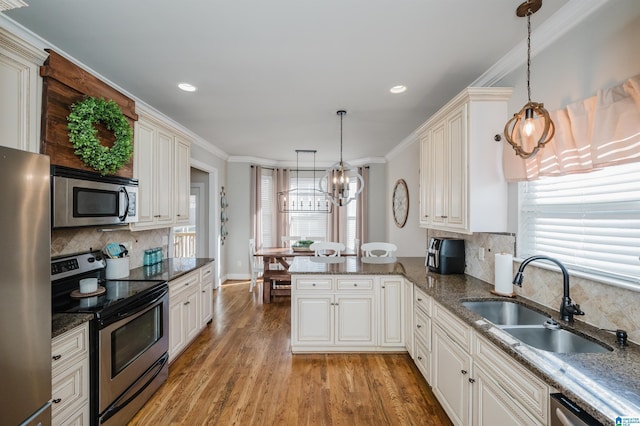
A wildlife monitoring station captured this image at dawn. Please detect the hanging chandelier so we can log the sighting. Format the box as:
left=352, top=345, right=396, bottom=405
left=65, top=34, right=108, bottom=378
left=319, top=110, right=364, bottom=207
left=277, top=149, right=331, bottom=213
left=504, top=0, right=555, bottom=159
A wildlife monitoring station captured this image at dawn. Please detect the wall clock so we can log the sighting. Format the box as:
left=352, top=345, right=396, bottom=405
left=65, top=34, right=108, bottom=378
left=392, top=179, right=409, bottom=228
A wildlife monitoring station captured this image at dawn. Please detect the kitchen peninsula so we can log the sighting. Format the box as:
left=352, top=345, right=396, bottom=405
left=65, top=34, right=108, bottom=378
left=289, top=256, right=640, bottom=426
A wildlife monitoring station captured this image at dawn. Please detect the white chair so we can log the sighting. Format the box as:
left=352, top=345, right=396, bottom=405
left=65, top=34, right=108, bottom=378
left=310, top=241, right=345, bottom=257
left=360, top=242, right=397, bottom=257
left=248, top=239, right=264, bottom=292
left=281, top=236, right=302, bottom=247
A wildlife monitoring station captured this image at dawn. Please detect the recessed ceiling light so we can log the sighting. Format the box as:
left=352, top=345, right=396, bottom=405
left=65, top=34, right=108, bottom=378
left=390, top=85, right=407, bottom=94
left=178, top=83, right=197, bottom=92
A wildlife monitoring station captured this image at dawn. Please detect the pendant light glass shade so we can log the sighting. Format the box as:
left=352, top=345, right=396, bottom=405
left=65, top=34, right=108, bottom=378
left=504, top=0, right=555, bottom=159
left=319, top=110, right=364, bottom=207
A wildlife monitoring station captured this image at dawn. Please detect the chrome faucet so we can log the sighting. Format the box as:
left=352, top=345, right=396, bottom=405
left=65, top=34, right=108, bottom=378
left=512, top=255, right=585, bottom=322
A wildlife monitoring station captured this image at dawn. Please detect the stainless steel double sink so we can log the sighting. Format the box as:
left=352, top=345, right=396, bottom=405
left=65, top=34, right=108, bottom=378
left=461, top=300, right=611, bottom=353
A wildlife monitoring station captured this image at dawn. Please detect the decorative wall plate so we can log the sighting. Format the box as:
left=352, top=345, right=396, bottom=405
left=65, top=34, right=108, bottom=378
left=392, top=179, right=409, bottom=228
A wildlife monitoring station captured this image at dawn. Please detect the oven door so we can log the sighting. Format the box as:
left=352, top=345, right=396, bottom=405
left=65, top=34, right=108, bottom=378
left=97, top=285, right=168, bottom=417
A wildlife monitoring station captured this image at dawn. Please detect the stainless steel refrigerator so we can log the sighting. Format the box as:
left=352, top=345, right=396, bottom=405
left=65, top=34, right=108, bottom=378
left=0, top=146, right=52, bottom=425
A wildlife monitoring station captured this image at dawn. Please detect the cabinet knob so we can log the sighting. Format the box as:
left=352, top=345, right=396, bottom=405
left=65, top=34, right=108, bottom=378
left=441, top=215, right=448, bottom=219
left=417, top=356, right=423, bottom=361
left=353, top=283, right=358, bottom=287
left=417, top=298, right=423, bottom=302
left=184, top=301, right=190, bottom=306
left=461, top=369, right=467, bottom=375
left=312, top=283, right=316, bottom=287
left=52, top=354, right=62, bottom=361
left=468, top=378, right=476, bottom=384
left=381, top=285, right=385, bottom=289
left=52, top=398, right=62, bottom=404
left=417, top=324, right=422, bottom=328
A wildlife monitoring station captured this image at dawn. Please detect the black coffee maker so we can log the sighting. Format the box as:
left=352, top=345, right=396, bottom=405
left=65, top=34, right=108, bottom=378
left=426, top=238, right=465, bottom=274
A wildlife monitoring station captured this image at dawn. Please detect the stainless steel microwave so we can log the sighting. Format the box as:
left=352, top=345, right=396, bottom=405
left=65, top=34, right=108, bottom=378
left=51, top=166, right=138, bottom=228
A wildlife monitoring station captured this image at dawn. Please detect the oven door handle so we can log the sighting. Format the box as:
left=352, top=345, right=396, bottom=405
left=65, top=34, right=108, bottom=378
left=118, top=186, right=130, bottom=222
left=115, top=287, right=168, bottom=321
left=100, top=352, right=168, bottom=424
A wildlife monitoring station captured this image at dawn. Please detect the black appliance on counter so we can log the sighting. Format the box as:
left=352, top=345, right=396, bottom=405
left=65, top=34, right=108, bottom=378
left=426, top=238, right=465, bottom=274
left=51, top=251, right=168, bottom=426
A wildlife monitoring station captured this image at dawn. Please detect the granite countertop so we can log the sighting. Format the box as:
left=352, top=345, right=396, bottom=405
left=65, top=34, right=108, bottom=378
left=290, top=256, right=640, bottom=425
left=51, top=257, right=214, bottom=339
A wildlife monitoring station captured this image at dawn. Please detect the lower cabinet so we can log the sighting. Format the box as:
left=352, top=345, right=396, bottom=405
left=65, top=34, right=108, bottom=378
left=51, top=322, right=90, bottom=426
left=168, top=263, right=214, bottom=363
left=425, top=298, right=549, bottom=426
left=291, top=275, right=408, bottom=352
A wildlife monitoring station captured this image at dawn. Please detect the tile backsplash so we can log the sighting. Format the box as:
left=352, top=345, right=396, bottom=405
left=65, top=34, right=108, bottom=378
left=427, top=229, right=640, bottom=344
left=52, top=227, right=169, bottom=269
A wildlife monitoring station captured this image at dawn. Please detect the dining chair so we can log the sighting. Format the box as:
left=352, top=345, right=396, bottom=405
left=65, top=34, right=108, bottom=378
left=360, top=242, right=398, bottom=257
left=310, top=241, right=345, bottom=257
left=281, top=236, right=302, bottom=247
left=248, top=238, right=264, bottom=292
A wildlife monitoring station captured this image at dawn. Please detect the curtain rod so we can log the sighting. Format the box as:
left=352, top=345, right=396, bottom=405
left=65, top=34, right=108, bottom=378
left=250, top=165, right=370, bottom=170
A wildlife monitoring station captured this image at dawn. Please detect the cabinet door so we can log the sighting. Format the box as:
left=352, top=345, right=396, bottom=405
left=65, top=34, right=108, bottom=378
left=293, top=295, right=333, bottom=344
left=168, top=295, right=186, bottom=362
left=446, top=105, right=466, bottom=229
left=473, top=365, right=542, bottom=426
left=430, top=120, right=448, bottom=226
left=184, top=288, right=201, bottom=342
left=133, top=120, right=156, bottom=226
left=155, top=128, right=174, bottom=225
left=419, top=135, right=431, bottom=227
left=432, top=325, right=472, bottom=426
left=335, top=295, right=375, bottom=346
left=200, top=280, right=213, bottom=325
left=174, top=137, right=191, bottom=224
left=380, top=277, right=404, bottom=346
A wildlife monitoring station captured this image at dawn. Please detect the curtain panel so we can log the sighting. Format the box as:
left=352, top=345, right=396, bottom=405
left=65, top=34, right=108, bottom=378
left=503, top=74, right=640, bottom=181
left=249, top=165, right=262, bottom=249
left=356, top=166, right=369, bottom=248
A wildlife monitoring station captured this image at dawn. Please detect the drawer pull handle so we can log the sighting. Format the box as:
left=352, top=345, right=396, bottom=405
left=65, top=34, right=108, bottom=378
left=461, top=369, right=467, bottom=375
left=52, top=398, right=62, bottom=404
left=52, top=355, right=62, bottom=361
left=184, top=301, right=190, bottom=306
left=417, top=298, right=423, bottom=302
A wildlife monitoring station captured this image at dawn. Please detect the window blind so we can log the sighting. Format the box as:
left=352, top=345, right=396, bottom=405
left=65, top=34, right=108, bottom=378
left=289, top=174, right=327, bottom=239
left=518, top=162, right=640, bottom=285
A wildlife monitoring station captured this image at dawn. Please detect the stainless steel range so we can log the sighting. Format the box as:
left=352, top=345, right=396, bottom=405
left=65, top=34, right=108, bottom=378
left=51, top=251, right=169, bottom=426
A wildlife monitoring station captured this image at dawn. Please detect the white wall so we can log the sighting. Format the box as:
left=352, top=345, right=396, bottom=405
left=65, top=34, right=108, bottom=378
left=385, top=136, right=426, bottom=257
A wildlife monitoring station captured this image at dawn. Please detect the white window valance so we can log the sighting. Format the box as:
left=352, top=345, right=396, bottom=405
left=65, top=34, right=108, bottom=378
left=503, top=74, right=640, bottom=182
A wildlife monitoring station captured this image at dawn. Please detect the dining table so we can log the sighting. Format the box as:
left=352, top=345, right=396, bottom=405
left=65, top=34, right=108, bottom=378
left=254, top=247, right=356, bottom=303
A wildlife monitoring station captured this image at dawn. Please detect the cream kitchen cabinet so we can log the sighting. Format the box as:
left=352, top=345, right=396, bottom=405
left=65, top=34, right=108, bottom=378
left=168, top=269, right=201, bottom=363
left=418, top=87, right=512, bottom=234
left=51, top=322, right=90, bottom=426
left=132, top=111, right=191, bottom=230
left=200, top=263, right=214, bottom=326
left=0, top=28, right=48, bottom=153
left=379, top=276, right=405, bottom=347
left=413, top=285, right=432, bottom=383
left=292, top=276, right=376, bottom=351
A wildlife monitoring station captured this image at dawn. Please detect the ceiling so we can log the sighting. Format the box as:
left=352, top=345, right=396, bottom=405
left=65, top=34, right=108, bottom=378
left=5, top=0, right=568, bottom=164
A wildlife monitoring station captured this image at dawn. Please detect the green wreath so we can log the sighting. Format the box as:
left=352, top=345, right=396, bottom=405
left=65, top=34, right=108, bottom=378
left=67, top=96, right=133, bottom=175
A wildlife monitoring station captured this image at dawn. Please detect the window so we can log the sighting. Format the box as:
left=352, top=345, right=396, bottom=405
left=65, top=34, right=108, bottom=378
left=288, top=171, right=327, bottom=239
left=518, top=162, right=640, bottom=286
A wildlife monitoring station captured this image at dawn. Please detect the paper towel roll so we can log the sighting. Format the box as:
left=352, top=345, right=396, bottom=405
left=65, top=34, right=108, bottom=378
left=494, top=253, right=514, bottom=295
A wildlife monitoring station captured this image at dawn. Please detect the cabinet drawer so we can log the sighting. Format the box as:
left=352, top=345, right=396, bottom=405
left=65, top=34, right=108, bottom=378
left=52, top=323, right=89, bottom=373
left=474, top=335, right=548, bottom=421
left=336, top=277, right=373, bottom=291
left=200, top=263, right=214, bottom=283
left=414, top=337, right=431, bottom=384
left=295, top=277, right=333, bottom=290
left=433, top=302, right=472, bottom=353
left=414, top=286, right=432, bottom=316
left=169, top=270, right=200, bottom=297
left=414, top=307, right=431, bottom=350
left=51, top=354, right=89, bottom=423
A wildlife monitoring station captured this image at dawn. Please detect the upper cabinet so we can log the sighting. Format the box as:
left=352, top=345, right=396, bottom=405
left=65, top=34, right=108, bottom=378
left=0, top=28, right=48, bottom=153
left=418, top=87, right=512, bottom=234
left=132, top=111, right=191, bottom=230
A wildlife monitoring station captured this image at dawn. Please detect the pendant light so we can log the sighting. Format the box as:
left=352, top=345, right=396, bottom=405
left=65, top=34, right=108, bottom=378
left=319, top=110, right=364, bottom=207
left=278, top=150, right=331, bottom=213
left=504, top=0, right=555, bottom=159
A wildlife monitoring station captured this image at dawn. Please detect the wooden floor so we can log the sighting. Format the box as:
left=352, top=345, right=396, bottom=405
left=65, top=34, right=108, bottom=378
left=129, top=280, right=452, bottom=425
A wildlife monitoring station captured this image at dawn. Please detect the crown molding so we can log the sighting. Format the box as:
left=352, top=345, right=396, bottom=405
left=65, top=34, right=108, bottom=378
left=471, top=0, right=610, bottom=87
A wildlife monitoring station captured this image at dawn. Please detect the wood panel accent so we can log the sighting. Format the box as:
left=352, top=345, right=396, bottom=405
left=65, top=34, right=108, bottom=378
left=40, top=49, right=137, bottom=178
left=130, top=280, right=452, bottom=425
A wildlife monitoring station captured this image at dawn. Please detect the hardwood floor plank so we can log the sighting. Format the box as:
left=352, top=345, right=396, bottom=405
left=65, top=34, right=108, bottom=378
left=129, top=280, right=452, bottom=425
